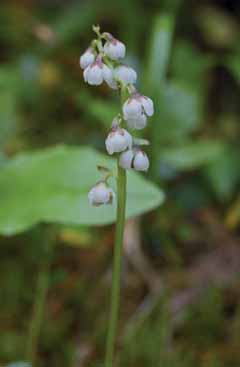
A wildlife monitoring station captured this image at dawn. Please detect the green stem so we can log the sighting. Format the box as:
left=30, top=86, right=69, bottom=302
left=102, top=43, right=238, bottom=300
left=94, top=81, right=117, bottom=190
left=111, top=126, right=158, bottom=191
left=26, top=228, right=55, bottom=366
left=105, top=161, right=127, bottom=367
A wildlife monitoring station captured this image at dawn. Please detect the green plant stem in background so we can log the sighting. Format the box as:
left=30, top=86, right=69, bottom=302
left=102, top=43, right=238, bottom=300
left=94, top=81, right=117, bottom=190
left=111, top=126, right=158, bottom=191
left=105, top=160, right=127, bottom=367
left=26, top=228, right=55, bottom=366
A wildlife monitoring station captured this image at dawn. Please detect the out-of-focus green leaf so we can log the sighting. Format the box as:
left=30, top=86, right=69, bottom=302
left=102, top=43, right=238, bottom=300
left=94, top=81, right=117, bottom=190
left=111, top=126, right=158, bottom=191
left=0, top=145, right=164, bottom=235
left=171, top=40, right=215, bottom=89
left=226, top=50, right=240, bottom=83
left=144, top=13, right=174, bottom=89
left=157, top=82, right=202, bottom=143
left=160, top=140, right=226, bottom=170
left=76, top=92, right=118, bottom=128
left=53, top=2, right=101, bottom=44
left=204, top=146, right=240, bottom=200
left=144, top=14, right=174, bottom=179
left=7, top=363, right=30, bottom=367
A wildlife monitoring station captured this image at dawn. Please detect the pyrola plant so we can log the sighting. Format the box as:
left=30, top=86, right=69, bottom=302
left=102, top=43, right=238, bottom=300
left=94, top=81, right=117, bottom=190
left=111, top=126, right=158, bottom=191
left=80, top=25, right=154, bottom=367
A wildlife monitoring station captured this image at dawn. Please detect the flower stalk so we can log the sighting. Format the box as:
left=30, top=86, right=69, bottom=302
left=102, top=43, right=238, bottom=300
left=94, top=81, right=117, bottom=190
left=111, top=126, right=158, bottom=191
left=80, top=25, right=154, bottom=366
left=105, top=160, right=126, bottom=367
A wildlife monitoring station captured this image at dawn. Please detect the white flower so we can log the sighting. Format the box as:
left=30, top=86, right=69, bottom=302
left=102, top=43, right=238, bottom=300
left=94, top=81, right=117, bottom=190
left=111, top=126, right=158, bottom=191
left=83, top=55, right=115, bottom=87
left=114, top=65, right=137, bottom=85
left=104, top=34, right=126, bottom=60
left=88, top=181, right=115, bottom=206
left=105, top=127, right=132, bottom=155
left=126, top=113, right=147, bottom=130
left=122, top=93, right=154, bottom=129
left=119, top=149, right=134, bottom=169
left=119, top=149, right=149, bottom=171
left=80, top=47, right=95, bottom=69
left=102, top=65, right=118, bottom=89
left=133, top=150, right=149, bottom=171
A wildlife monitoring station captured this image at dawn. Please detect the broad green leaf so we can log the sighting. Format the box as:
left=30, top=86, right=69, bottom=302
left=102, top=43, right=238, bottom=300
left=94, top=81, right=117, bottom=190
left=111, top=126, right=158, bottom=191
left=160, top=140, right=225, bottom=170
left=0, top=145, right=164, bottom=236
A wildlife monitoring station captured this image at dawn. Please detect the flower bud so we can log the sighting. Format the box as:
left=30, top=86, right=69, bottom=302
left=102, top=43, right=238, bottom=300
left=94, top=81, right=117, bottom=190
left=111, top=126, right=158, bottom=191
left=104, top=34, right=126, bottom=60
left=114, top=65, right=137, bottom=85
left=105, top=127, right=132, bottom=155
left=80, top=47, right=95, bottom=69
left=88, top=181, right=115, bottom=206
left=119, top=149, right=149, bottom=171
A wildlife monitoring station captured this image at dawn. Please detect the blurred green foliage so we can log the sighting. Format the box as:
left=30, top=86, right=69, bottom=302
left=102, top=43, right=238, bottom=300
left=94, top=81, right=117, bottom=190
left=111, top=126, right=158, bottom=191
left=0, top=0, right=240, bottom=366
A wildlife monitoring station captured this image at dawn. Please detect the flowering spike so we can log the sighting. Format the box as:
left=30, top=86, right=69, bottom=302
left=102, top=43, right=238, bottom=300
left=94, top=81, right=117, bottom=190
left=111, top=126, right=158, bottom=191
left=81, top=27, right=155, bottom=367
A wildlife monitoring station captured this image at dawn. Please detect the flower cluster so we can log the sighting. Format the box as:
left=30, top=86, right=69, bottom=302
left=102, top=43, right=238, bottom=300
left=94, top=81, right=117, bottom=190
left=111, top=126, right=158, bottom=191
left=80, top=26, right=154, bottom=206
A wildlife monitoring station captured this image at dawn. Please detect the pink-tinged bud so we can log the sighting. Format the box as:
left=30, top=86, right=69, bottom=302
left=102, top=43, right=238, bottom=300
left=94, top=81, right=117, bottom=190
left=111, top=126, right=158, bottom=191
left=105, top=127, right=132, bottom=155
left=122, top=93, right=154, bottom=129
left=80, top=47, right=95, bottom=69
left=119, top=149, right=149, bottom=171
left=88, top=181, right=115, bottom=206
left=104, top=35, right=126, bottom=60
left=114, top=65, right=137, bottom=85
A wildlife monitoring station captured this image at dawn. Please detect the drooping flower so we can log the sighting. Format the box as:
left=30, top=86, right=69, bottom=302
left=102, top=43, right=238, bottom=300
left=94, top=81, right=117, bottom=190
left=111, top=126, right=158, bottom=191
left=83, top=55, right=114, bottom=86
left=123, top=93, right=154, bottom=129
left=88, top=181, right=115, bottom=206
left=103, top=33, right=126, bottom=60
left=114, top=65, right=137, bottom=85
left=119, top=149, right=149, bottom=171
left=80, top=47, right=95, bottom=69
left=126, top=112, right=147, bottom=130
left=105, top=127, right=132, bottom=155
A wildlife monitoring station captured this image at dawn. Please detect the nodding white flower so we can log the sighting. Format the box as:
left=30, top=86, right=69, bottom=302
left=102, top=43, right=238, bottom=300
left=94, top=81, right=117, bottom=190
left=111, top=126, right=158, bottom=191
left=105, top=127, right=132, bottom=155
left=88, top=181, right=115, bottom=206
left=102, top=66, right=118, bottom=89
left=83, top=55, right=114, bottom=86
left=114, top=65, right=137, bottom=85
left=133, top=150, right=150, bottom=171
left=126, top=113, right=147, bottom=130
left=104, top=33, right=126, bottom=60
left=80, top=47, right=95, bottom=69
left=120, top=149, right=149, bottom=171
left=122, top=93, right=154, bottom=129
left=119, top=149, right=135, bottom=169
